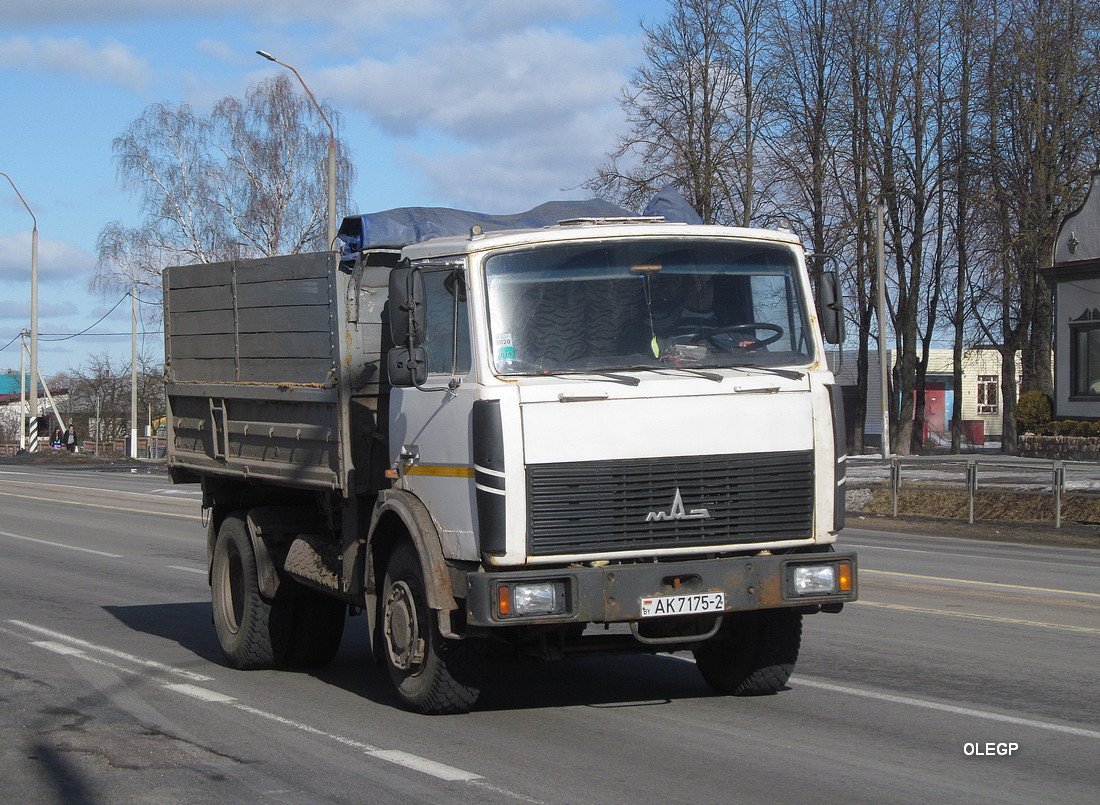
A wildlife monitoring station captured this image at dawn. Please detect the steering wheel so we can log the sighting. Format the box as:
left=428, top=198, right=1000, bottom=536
left=690, top=323, right=783, bottom=351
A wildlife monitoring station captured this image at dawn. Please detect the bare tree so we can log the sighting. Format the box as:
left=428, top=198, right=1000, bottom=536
left=587, top=0, right=745, bottom=223
left=95, top=74, right=354, bottom=296
left=968, top=0, right=1100, bottom=451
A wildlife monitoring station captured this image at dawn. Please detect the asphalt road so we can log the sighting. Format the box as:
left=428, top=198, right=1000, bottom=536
left=0, top=466, right=1097, bottom=804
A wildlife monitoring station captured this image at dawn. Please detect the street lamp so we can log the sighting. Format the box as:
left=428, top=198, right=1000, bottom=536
left=1, top=172, right=38, bottom=451
left=256, top=50, right=338, bottom=249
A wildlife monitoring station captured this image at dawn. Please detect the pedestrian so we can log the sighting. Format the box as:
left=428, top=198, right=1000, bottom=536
left=52, top=427, right=62, bottom=449
left=63, top=424, right=78, bottom=453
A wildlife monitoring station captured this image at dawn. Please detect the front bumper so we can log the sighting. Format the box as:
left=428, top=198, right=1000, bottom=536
left=464, top=551, right=857, bottom=627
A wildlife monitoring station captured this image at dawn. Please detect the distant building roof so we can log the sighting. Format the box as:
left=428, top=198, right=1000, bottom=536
left=0, top=375, right=38, bottom=395
left=0, top=374, right=67, bottom=404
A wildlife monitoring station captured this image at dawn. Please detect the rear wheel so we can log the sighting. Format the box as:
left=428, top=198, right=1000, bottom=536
left=211, top=511, right=346, bottom=670
left=381, top=542, right=482, bottom=714
left=211, top=511, right=280, bottom=669
left=693, top=609, right=802, bottom=695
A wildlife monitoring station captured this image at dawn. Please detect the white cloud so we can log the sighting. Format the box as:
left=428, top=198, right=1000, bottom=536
left=0, top=231, right=96, bottom=287
left=0, top=0, right=440, bottom=28
left=329, top=27, right=631, bottom=139
left=0, top=36, right=151, bottom=90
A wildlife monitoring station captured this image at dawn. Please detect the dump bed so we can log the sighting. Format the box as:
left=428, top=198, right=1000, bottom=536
left=164, top=251, right=388, bottom=492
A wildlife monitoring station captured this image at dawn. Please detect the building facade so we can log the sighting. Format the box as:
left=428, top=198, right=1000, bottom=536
left=1047, top=170, right=1100, bottom=422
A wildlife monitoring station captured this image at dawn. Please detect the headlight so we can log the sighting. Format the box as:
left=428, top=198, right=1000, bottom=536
left=497, top=581, right=568, bottom=617
left=791, top=564, right=837, bottom=596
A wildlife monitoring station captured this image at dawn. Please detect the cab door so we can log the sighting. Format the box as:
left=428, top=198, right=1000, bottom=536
left=388, top=265, right=479, bottom=561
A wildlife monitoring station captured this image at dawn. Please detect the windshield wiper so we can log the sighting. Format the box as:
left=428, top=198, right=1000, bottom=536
left=545, top=371, right=641, bottom=386
left=735, top=365, right=804, bottom=380
left=619, top=364, right=724, bottom=383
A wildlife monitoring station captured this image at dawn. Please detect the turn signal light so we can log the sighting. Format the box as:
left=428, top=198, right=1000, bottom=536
left=838, top=562, right=852, bottom=592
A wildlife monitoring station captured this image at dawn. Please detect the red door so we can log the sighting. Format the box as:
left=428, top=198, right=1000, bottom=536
left=924, top=382, right=947, bottom=433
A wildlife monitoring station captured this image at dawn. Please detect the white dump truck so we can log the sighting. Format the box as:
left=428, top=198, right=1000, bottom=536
left=164, top=196, right=856, bottom=714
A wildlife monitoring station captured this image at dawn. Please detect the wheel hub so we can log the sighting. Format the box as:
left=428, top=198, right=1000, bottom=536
left=384, top=580, right=425, bottom=671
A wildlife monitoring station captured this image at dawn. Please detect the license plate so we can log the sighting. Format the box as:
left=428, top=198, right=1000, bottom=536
left=639, top=592, right=725, bottom=617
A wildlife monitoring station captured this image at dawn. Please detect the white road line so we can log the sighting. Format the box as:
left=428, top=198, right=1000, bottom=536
left=10, top=619, right=494, bottom=789
left=671, top=656, right=1100, bottom=740
left=8, top=620, right=212, bottom=682
left=164, top=683, right=237, bottom=703
left=32, top=640, right=87, bottom=656
left=853, top=600, right=1100, bottom=633
left=842, top=541, right=1094, bottom=570
left=0, top=530, right=123, bottom=558
left=164, top=685, right=486, bottom=782
left=227, top=700, right=486, bottom=782
left=794, top=675, right=1100, bottom=740
left=167, top=565, right=206, bottom=574
left=368, top=750, right=482, bottom=782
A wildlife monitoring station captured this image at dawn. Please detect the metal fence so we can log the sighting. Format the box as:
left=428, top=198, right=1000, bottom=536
left=882, top=455, right=1100, bottom=528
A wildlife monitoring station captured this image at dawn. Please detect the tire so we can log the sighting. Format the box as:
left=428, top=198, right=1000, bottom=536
left=211, top=511, right=281, bottom=669
left=381, top=542, right=482, bottom=714
left=211, top=511, right=346, bottom=670
left=693, top=609, right=802, bottom=696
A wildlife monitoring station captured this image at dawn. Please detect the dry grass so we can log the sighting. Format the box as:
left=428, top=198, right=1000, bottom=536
left=856, top=486, right=1100, bottom=524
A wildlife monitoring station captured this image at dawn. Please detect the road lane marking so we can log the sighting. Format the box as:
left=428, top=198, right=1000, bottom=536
left=168, top=565, right=206, bottom=574
left=165, top=683, right=237, bottom=703
left=8, top=620, right=212, bottom=682
left=0, top=489, right=201, bottom=519
left=842, top=541, right=1092, bottom=570
left=0, top=530, right=123, bottom=557
left=368, top=750, right=482, bottom=782
left=794, top=675, right=1100, bottom=740
left=10, top=622, right=512, bottom=792
left=33, top=640, right=87, bottom=656
left=852, top=600, right=1100, bottom=633
left=861, top=568, right=1100, bottom=598
left=167, top=691, right=491, bottom=784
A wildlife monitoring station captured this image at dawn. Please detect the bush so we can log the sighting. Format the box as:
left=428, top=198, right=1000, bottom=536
left=1050, top=419, right=1100, bottom=437
left=1016, top=390, right=1052, bottom=433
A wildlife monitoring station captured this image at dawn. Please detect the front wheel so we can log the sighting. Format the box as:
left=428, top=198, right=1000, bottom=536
left=693, top=609, right=802, bottom=695
left=381, top=542, right=483, bottom=714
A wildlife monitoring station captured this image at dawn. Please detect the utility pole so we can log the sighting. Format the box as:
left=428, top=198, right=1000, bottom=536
left=2, top=173, right=38, bottom=451
left=876, top=198, right=891, bottom=459
left=256, top=50, right=338, bottom=248
left=131, top=287, right=139, bottom=459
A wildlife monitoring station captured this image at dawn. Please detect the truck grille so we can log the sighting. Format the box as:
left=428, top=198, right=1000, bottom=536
left=527, top=451, right=814, bottom=556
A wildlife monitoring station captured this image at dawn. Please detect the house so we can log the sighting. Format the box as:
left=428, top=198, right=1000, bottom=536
left=0, top=373, right=69, bottom=442
left=829, top=348, right=1020, bottom=449
left=1046, top=170, right=1100, bottom=422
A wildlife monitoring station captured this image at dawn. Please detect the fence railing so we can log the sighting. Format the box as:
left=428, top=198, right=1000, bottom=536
left=0, top=436, right=166, bottom=459
left=884, top=456, right=1100, bottom=529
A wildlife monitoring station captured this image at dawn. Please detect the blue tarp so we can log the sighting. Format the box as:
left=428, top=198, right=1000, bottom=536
left=337, top=188, right=703, bottom=255
left=338, top=199, right=633, bottom=253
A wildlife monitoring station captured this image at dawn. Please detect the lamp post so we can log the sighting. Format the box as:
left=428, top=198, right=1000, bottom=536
left=2, top=172, right=38, bottom=451
left=876, top=198, right=890, bottom=459
left=256, top=50, right=338, bottom=249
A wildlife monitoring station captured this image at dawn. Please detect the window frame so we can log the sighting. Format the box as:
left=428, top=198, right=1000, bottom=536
left=976, top=374, right=999, bottom=415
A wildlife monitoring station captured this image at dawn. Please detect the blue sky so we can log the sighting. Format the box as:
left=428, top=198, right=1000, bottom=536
left=0, top=0, right=668, bottom=378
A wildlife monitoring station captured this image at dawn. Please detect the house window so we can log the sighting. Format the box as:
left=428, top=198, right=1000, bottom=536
left=1071, top=324, right=1100, bottom=396
left=977, top=375, right=998, bottom=414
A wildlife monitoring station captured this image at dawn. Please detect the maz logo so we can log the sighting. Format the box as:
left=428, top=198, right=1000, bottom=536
left=645, top=488, right=711, bottom=522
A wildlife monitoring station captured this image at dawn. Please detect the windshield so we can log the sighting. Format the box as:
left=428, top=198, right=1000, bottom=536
left=484, top=238, right=813, bottom=375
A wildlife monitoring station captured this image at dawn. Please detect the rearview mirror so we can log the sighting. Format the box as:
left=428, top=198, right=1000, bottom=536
left=387, top=264, right=425, bottom=347
left=819, top=270, right=845, bottom=345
